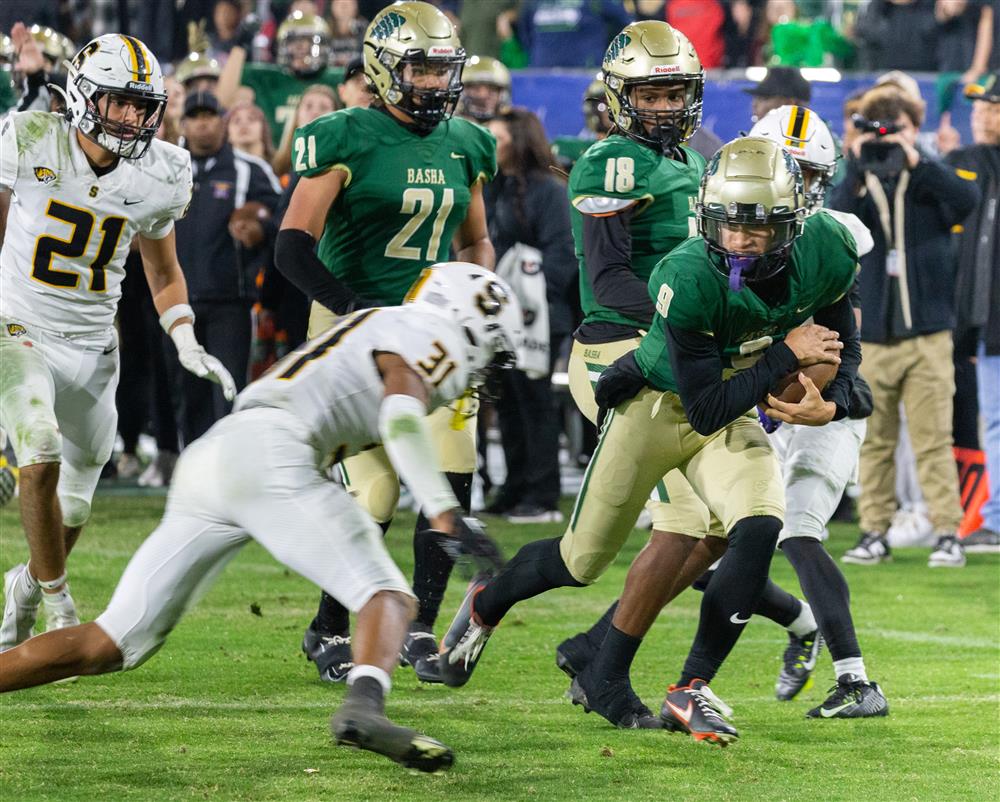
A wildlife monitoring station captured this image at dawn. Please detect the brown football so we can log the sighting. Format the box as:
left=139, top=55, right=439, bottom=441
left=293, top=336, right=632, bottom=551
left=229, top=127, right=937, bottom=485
left=770, top=362, right=839, bottom=405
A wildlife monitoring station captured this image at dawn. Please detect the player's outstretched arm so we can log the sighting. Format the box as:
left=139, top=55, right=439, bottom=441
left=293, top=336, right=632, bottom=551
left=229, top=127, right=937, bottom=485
left=139, top=231, right=237, bottom=400
left=452, top=182, right=495, bottom=269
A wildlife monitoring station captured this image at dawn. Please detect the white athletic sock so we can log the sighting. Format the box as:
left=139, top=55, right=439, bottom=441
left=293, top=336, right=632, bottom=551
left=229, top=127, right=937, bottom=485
left=14, top=565, right=41, bottom=603
left=787, top=601, right=817, bottom=638
left=347, top=664, right=391, bottom=694
left=833, top=657, right=868, bottom=682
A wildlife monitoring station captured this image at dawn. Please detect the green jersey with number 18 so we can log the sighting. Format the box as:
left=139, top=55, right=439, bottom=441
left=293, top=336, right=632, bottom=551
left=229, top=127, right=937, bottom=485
left=568, top=135, right=705, bottom=332
left=294, top=107, right=496, bottom=306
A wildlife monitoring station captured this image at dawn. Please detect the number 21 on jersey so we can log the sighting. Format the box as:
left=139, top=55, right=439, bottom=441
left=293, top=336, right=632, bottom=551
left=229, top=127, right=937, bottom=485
left=385, top=188, right=454, bottom=261
left=31, top=199, right=126, bottom=293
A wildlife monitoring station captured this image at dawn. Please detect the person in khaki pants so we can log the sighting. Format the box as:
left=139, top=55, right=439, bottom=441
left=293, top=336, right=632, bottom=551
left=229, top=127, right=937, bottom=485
left=830, top=87, right=980, bottom=567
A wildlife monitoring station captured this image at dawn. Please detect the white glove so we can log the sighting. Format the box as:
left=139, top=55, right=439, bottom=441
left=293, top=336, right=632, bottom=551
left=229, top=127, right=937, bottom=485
left=170, top=323, right=237, bottom=401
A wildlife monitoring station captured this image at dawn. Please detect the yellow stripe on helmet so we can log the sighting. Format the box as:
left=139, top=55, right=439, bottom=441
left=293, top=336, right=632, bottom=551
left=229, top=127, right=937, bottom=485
left=785, top=106, right=810, bottom=145
left=120, top=34, right=140, bottom=80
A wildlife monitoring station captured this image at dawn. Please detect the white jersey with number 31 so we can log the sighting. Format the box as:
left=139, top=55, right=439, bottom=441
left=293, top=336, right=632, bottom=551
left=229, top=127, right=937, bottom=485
left=236, top=306, right=471, bottom=462
left=0, top=111, right=192, bottom=336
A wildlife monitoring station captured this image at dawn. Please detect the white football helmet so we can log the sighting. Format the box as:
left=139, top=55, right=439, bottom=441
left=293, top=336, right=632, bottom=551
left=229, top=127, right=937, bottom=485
left=65, top=34, right=166, bottom=159
left=403, top=262, right=522, bottom=384
left=748, top=105, right=837, bottom=211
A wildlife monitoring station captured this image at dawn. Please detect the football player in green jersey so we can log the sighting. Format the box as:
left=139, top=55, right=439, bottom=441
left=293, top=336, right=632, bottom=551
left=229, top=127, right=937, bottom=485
left=439, top=138, right=861, bottom=741
left=457, top=55, right=510, bottom=123
left=275, top=1, right=496, bottom=687
left=217, top=10, right=343, bottom=148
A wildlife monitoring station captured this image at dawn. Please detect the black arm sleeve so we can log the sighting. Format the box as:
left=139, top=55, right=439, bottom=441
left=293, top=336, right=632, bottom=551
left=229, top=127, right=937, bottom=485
left=812, top=293, right=861, bottom=420
left=666, top=323, right=799, bottom=436
left=274, top=228, right=367, bottom=315
left=582, top=207, right=656, bottom=322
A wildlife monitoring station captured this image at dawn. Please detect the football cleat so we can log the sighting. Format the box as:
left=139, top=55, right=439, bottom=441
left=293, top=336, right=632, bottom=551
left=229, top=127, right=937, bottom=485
left=841, top=532, right=891, bottom=565
left=0, top=564, right=41, bottom=652
left=302, top=625, right=353, bottom=683
left=775, top=629, right=823, bottom=701
left=961, top=527, right=1000, bottom=553
left=555, top=632, right=597, bottom=679
left=806, top=674, right=889, bottom=719
left=438, top=574, right=494, bottom=687
left=331, top=695, right=454, bottom=773
left=567, top=668, right=662, bottom=729
left=660, top=680, right=739, bottom=746
left=399, top=625, right=442, bottom=684
left=928, top=535, right=966, bottom=568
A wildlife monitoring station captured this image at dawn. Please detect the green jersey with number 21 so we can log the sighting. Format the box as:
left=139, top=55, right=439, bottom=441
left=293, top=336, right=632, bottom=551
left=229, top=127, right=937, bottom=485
left=294, top=107, right=496, bottom=306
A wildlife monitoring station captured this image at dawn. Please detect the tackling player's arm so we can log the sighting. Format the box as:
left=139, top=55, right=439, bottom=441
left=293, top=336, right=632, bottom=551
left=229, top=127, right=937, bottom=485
left=580, top=201, right=655, bottom=320
left=452, top=181, right=495, bottom=269
left=139, top=230, right=238, bottom=400
left=375, top=352, right=460, bottom=533
left=276, top=168, right=373, bottom=313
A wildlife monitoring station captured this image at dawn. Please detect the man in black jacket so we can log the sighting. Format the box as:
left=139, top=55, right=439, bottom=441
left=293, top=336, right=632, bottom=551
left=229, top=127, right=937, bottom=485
left=831, top=88, right=980, bottom=568
left=173, top=91, right=282, bottom=444
left=947, top=73, right=1000, bottom=551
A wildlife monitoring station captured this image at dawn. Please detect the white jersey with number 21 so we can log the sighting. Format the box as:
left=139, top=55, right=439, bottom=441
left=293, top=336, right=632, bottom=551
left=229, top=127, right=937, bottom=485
left=0, top=110, right=192, bottom=336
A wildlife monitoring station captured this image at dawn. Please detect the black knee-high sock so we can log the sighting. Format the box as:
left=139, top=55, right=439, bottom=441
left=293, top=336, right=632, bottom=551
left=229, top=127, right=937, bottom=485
left=583, top=600, right=618, bottom=649
left=412, top=472, right=472, bottom=629
left=781, top=537, right=861, bottom=661
left=312, top=520, right=392, bottom=637
left=692, top=569, right=801, bottom=628
left=474, top=537, right=584, bottom=626
left=678, top=516, right=781, bottom=686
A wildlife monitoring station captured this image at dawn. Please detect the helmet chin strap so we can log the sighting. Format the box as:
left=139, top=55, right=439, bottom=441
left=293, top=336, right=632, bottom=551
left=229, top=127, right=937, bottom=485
left=725, top=254, right=758, bottom=292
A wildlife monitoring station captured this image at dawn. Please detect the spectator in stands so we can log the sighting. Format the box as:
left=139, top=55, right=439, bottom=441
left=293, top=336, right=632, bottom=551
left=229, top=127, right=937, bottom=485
left=743, top=65, right=810, bottom=122
left=935, top=0, right=995, bottom=84
left=227, top=100, right=275, bottom=163
left=216, top=10, right=342, bottom=148
left=723, top=0, right=766, bottom=67
left=171, top=91, right=283, bottom=445
left=272, top=84, right=338, bottom=176
left=482, top=108, right=577, bottom=523
left=209, top=0, right=244, bottom=58
left=855, top=0, right=939, bottom=72
left=664, top=0, right=726, bottom=69
left=328, top=0, right=368, bottom=66
left=460, top=0, right=518, bottom=59
left=947, top=72, right=1000, bottom=550
left=518, top=0, right=633, bottom=68
left=830, top=87, right=981, bottom=568
left=336, top=55, right=371, bottom=109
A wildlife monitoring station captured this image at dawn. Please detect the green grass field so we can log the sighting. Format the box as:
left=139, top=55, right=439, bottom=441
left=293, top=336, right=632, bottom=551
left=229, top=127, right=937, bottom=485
left=1, top=493, right=997, bottom=802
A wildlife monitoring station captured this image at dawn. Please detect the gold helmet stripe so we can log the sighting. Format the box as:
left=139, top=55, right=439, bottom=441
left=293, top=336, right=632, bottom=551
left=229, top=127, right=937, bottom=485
left=785, top=106, right=809, bottom=145
left=120, top=35, right=149, bottom=81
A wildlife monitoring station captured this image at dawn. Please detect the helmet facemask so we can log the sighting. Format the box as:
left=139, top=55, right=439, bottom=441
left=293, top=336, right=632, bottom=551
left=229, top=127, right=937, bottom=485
left=71, top=73, right=165, bottom=159
left=606, top=75, right=702, bottom=155
left=700, top=206, right=803, bottom=291
left=798, top=161, right=835, bottom=212
left=279, top=32, right=331, bottom=77
left=380, top=51, right=465, bottom=132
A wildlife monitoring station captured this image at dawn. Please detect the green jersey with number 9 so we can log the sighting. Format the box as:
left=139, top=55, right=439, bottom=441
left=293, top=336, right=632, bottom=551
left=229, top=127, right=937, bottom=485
left=293, top=106, right=496, bottom=306
left=635, top=210, right=858, bottom=393
left=569, top=135, right=705, bottom=332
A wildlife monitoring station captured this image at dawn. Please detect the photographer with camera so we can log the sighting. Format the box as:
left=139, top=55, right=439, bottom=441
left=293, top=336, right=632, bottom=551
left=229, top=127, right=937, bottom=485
left=830, top=87, right=980, bottom=569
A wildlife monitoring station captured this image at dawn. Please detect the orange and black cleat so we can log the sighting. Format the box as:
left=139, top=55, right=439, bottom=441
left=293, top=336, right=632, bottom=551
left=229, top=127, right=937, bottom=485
left=660, top=679, right=739, bottom=746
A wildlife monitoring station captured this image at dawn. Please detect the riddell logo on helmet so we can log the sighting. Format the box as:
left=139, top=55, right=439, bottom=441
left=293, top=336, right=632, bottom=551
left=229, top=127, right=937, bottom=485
left=127, top=81, right=153, bottom=91
left=428, top=46, right=456, bottom=56
left=652, top=64, right=682, bottom=75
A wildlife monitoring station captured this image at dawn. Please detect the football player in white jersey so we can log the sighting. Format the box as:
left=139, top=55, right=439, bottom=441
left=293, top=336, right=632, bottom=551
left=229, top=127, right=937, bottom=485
left=0, top=262, right=521, bottom=773
left=0, top=34, right=236, bottom=651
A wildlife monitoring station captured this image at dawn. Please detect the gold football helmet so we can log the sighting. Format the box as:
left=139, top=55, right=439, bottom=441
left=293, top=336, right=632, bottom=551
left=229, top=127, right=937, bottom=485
left=277, top=11, right=331, bottom=76
left=29, top=25, right=75, bottom=68
left=363, top=1, right=465, bottom=131
left=583, top=76, right=610, bottom=136
left=602, top=21, right=703, bottom=154
left=459, top=55, right=510, bottom=121
left=698, top=137, right=806, bottom=290
left=174, top=52, right=221, bottom=89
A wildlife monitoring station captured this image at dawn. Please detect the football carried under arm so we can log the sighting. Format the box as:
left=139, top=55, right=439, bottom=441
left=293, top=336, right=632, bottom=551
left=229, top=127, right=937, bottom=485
left=139, top=231, right=237, bottom=401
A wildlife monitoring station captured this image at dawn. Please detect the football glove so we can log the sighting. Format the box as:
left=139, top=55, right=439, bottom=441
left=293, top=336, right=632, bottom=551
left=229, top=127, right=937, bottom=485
left=594, top=352, right=646, bottom=417
left=170, top=323, right=238, bottom=401
left=757, top=405, right=782, bottom=434
left=429, top=516, right=506, bottom=577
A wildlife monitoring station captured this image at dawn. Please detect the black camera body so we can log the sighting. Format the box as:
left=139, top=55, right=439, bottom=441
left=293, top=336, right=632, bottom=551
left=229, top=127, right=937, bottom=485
left=852, top=114, right=907, bottom=177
